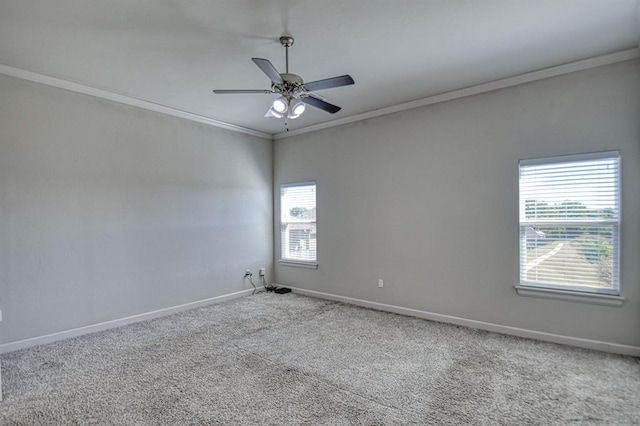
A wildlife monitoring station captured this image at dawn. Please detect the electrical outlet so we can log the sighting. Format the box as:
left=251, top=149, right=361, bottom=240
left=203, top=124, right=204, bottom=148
left=259, top=268, right=266, bottom=277
left=378, top=279, right=384, bottom=288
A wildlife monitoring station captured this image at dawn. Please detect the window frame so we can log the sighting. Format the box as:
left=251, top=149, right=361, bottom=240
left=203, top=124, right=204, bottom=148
left=279, top=181, right=318, bottom=268
left=516, top=151, right=622, bottom=305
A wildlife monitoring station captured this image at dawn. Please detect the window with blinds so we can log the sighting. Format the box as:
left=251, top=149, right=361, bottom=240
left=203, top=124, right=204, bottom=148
left=519, top=152, right=620, bottom=295
left=280, top=182, right=317, bottom=264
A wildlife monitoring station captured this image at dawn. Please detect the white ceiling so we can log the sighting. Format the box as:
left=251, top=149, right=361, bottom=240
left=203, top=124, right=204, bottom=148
left=1, top=1, right=638, bottom=136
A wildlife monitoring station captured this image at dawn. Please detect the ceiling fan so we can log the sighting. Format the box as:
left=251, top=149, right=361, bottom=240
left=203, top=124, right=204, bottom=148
left=213, top=35, right=354, bottom=119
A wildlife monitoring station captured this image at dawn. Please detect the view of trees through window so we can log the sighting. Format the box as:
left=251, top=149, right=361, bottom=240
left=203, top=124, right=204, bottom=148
left=519, top=153, right=619, bottom=293
left=523, top=200, right=614, bottom=288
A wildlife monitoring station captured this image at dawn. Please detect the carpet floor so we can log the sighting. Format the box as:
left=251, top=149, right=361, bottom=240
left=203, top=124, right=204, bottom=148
left=0, top=293, right=639, bottom=425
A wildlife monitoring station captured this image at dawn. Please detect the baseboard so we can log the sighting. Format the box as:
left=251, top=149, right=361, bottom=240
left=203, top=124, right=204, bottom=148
left=282, top=285, right=640, bottom=357
left=0, top=287, right=263, bottom=354
left=3, top=285, right=637, bottom=357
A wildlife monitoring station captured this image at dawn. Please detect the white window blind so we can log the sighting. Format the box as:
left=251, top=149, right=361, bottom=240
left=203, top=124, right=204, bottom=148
left=281, top=182, right=317, bottom=264
left=519, top=152, right=620, bottom=295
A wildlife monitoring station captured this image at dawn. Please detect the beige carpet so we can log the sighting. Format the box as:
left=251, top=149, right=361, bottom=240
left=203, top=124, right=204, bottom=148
left=1, top=293, right=639, bottom=425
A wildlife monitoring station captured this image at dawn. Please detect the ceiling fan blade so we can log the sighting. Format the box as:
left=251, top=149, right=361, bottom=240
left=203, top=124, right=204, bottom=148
left=304, top=75, right=354, bottom=92
left=213, top=89, right=273, bottom=94
left=251, top=58, right=284, bottom=84
left=303, top=95, right=342, bottom=114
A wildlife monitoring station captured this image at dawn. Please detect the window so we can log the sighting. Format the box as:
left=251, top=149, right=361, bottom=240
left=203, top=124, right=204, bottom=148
left=280, top=182, right=317, bottom=266
left=518, top=152, right=620, bottom=298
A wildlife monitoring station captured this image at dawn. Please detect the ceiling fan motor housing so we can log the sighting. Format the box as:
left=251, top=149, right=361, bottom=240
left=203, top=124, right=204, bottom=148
left=273, top=73, right=306, bottom=99
left=280, top=73, right=303, bottom=85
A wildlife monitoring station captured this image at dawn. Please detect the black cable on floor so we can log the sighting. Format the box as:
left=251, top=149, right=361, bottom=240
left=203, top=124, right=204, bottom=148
left=262, top=275, right=277, bottom=292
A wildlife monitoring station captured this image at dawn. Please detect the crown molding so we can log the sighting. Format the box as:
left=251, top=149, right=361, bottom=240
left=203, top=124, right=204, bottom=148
left=0, top=64, right=272, bottom=140
left=2, top=48, right=638, bottom=142
left=274, top=48, right=640, bottom=140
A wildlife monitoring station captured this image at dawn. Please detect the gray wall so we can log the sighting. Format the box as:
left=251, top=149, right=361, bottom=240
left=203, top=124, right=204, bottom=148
left=0, top=74, right=273, bottom=344
left=274, top=59, right=640, bottom=347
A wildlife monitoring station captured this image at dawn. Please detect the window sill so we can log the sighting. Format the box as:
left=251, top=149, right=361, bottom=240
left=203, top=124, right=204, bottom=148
left=514, top=285, right=624, bottom=306
left=279, top=260, right=318, bottom=269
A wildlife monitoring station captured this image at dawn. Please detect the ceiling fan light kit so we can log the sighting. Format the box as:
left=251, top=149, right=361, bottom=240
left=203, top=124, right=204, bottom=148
left=264, top=107, right=284, bottom=119
left=213, top=35, right=354, bottom=123
left=272, top=96, right=289, bottom=113
left=290, top=99, right=306, bottom=116
left=265, top=97, right=306, bottom=120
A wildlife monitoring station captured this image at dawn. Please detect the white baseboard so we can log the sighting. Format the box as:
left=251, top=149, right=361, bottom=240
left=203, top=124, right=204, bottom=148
left=0, top=287, right=262, bottom=354
left=282, top=285, right=640, bottom=357
left=3, top=285, right=637, bottom=357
